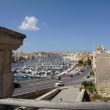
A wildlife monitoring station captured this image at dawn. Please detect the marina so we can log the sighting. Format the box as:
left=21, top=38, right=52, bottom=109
left=12, top=57, right=75, bottom=81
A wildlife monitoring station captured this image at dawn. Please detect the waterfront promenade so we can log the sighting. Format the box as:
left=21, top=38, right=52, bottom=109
left=52, top=86, right=80, bottom=103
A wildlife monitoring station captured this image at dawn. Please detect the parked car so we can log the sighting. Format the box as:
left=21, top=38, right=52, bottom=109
left=55, top=81, right=64, bottom=87
left=14, top=81, right=21, bottom=88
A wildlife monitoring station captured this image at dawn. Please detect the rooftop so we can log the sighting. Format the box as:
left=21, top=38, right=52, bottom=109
left=0, top=27, right=26, bottom=39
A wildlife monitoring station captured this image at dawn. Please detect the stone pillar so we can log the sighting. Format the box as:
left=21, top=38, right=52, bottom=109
left=0, top=27, right=26, bottom=98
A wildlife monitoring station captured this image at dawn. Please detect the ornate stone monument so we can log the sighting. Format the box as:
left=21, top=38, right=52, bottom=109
left=0, top=27, right=26, bottom=98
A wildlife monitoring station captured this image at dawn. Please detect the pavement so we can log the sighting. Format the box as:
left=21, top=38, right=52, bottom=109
left=52, top=86, right=80, bottom=103
left=39, top=86, right=80, bottom=110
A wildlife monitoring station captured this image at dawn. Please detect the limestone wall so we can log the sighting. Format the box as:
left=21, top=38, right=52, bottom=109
left=96, top=54, right=110, bottom=97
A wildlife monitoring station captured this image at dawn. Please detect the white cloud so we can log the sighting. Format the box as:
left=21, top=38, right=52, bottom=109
left=18, top=16, right=40, bottom=31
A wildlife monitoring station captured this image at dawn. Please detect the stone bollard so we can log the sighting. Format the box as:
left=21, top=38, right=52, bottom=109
left=0, top=27, right=26, bottom=98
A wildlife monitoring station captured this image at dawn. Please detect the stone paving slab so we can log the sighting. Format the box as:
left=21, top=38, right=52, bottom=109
left=40, top=86, right=80, bottom=110
left=52, top=86, right=80, bottom=103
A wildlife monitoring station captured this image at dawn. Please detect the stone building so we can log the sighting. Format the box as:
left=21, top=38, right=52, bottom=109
left=92, top=45, right=107, bottom=70
left=0, top=27, right=25, bottom=98
left=80, top=52, right=90, bottom=63
left=96, top=54, right=110, bottom=98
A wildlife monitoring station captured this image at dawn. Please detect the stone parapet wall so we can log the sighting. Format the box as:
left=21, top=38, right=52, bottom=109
left=96, top=54, right=110, bottom=98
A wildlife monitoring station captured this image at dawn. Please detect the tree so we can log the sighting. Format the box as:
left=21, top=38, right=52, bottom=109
left=78, top=60, right=83, bottom=66
left=81, top=81, right=95, bottom=93
left=90, top=71, right=95, bottom=77
left=85, top=58, right=91, bottom=66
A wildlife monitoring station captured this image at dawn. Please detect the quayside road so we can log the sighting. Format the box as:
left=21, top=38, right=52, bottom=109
left=13, top=67, right=92, bottom=95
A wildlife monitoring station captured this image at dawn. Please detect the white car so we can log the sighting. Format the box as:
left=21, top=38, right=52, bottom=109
left=55, top=81, right=64, bottom=87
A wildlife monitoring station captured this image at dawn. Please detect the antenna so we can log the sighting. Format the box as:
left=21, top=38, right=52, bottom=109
left=92, top=40, right=95, bottom=52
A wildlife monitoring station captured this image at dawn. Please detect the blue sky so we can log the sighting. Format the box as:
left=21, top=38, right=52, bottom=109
left=0, top=0, right=110, bottom=52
